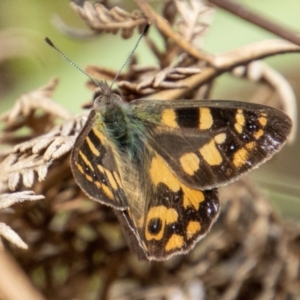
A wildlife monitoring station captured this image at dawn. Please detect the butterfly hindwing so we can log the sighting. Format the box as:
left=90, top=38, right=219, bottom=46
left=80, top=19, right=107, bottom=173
left=133, top=100, right=292, bottom=189
left=114, top=147, right=220, bottom=261
left=140, top=150, right=219, bottom=260
left=71, top=110, right=128, bottom=209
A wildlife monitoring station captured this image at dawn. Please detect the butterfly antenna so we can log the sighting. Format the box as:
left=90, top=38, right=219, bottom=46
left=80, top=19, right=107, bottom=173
left=110, top=23, right=150, bottom=89
left=44, top=37, right=101, bottom=88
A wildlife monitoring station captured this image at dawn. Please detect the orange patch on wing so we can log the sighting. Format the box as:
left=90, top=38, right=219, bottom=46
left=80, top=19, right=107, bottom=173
left=254, top=129, right=264, bottom=139
left=97, top=164, right=104, bottom=173
left=259, top=116, right=267, bottom=127
left=79, top=151, right=94, bottom=171
left=105, top=170, right=118, bottom=190
left=165, top=234, right=184, bottom=252
left=161, top=109, right=179, bottom=128
left=233, top=147, right=249, bottom=168
left=179, top=152, right=200, bottom=176
left=165, top=208, right=178, bottom=224
left=92, top=127, right=105, bottom=144
left=149, top=155, right=181, bottom=192
left=182, top=186, right=205, bottom=210
left=234, top=123, right=243, bottom=134
left=214, top=133, right=226, bottom=144
left=85, top=174, right=93, bottom=182
left=199, top=140, right=223, bottom=166
left=102, top=183, right=114, bottom=199
left=96, top=165, right=115, bottom=199
left=113, top=171, right=122, bottom=187
left=245, top=141, right=256, bottom=150
left=186, top=221, right=201, bottom=239
left=236, top=109, right=245, bottom=125
left=235, top=109, right=245, bottom=134
left=76, top=162, right=84, bottom=174
left=199, top=108, right=213, bottom=130
left=86, top=136, right=100, bottom=156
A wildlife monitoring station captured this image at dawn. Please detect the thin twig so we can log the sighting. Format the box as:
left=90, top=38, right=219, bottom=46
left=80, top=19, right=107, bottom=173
left=135, top=0, right=215, bottom=64
left=141, top=39, right=300, bottom=101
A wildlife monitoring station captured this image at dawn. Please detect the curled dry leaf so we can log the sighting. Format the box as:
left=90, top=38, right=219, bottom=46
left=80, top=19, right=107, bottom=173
left=0, top=78, right=72, bottom=132
left=71, top=1, right=148, bottom=38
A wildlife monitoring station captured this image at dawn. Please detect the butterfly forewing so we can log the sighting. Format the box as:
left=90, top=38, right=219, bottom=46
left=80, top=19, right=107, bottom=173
left=71, top=110, right=128, bottom=209
left=133, top=100, right=292, bottom=190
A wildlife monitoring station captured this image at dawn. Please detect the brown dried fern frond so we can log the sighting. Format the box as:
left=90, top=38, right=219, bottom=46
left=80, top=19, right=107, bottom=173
left=87, top=62, right=202, bottom=99
left=1, top=114, right=86, bottom=192
left=0, top=79, right=87, bottom=194
left=0, top=191, right=44, bottom=249
left=175, top=0, right=215, bottom=45
left=70, top=1, right=148, bottom=38
left=0, top=78, right=71, bottom=135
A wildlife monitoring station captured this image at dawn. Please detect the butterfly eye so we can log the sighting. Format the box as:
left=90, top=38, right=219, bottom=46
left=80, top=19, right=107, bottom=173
left=93, top=89, right=103, bottom=102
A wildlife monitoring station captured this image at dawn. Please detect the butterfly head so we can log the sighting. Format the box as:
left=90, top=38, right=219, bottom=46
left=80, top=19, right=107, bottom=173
left=93, top=81, right=123, bottom=111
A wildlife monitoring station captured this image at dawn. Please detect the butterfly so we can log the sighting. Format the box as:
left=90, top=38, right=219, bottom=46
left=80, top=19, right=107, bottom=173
left=70, top=81, right=292, bottom=261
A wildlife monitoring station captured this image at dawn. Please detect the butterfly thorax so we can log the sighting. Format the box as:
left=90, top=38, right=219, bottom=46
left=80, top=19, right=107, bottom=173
left=94, top=91, right=148, bottom=162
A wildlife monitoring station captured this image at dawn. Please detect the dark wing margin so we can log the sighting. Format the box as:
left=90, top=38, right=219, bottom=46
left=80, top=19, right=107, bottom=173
left=132, top=100, right=292, bottom=190
left=114, top=210, right=148, bottom=260
left=71, top=110, right=128, bottom=209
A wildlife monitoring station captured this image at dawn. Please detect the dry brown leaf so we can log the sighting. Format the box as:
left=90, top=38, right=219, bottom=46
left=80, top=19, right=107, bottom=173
left=175, top=0, right=215, bottom=45
left=71, top=1, right=148, bottom=38
left=0, top=113, right=86, bottom=191
left=0, top=191, right=44, bottom=249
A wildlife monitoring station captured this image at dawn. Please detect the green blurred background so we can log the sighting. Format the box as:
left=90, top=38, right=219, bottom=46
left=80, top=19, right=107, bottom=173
left=0, top=0, right=299, bottom=218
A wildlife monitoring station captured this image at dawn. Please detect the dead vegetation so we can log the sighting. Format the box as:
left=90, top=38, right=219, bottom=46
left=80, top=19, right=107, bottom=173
left=0, top=1, right=300, bottom=299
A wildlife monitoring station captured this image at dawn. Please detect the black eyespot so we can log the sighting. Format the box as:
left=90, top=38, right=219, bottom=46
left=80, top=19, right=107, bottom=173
left=148, top=218, right=163, bottom=235
left=246, top=120, right=257, bottom=132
